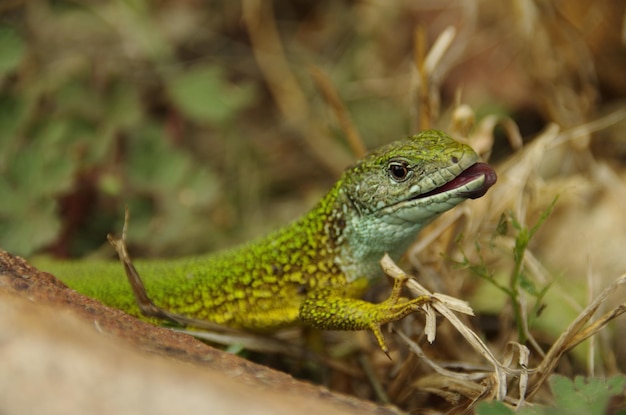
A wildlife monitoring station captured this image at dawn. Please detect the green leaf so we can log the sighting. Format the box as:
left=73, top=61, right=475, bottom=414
left=550, top=375, right=578, bottom=410
left=0, top=176, right=20, bottom=216
left=529, top=196, right=558, bottom=239
left=0, top=95, right=26, bottom=152
left=495, top=212, right=508, bottom=236
left=519, top=273, right=539, bottom=296
left=0, top=201, right=61, bottom=256
left=127, top=125, right=185, bottom=189
left=105, top=82, right=143, bottom=129
left=606, top=375, right=626, bottom=394
left=550, top=374, right=626, bottom=414
left=476, top=401, right=515, bottom=415
left=126, top=124, right=218, bottom=204
left=167, top=65, right=255, bottom=124
left=14, top=120, right=76, bottom=196
left=0, top=26, right=25, bottom=75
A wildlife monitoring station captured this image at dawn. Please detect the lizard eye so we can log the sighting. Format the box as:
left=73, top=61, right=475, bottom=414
left=388, top=161, right=410, bottom=182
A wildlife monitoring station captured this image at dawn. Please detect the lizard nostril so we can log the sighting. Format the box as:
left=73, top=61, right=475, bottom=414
left=451, top=156, right=459, bottom=163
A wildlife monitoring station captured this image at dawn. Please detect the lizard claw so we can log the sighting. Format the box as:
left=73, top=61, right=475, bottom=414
left=370, top=323, right=392, bottom=359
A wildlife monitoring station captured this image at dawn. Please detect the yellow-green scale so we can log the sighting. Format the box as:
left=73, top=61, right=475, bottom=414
left=56, top=180, right=353, bottom=331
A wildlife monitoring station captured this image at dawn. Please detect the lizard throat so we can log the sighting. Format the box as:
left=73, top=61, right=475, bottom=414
left=415, top=162, right=497, bottom=200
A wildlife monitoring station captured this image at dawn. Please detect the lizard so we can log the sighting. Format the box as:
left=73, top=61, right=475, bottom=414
left=40, top=129, right=497, bottom=354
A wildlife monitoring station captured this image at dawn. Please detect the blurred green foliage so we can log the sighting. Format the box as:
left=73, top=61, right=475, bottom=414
left=0, top=1, right=420, bottom=258
left=0, top=3, right=259, bottom=257
left=167, top=66, right=255, bottom=124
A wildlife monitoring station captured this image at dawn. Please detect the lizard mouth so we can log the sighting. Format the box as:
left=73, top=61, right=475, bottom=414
left=418, top=163, right=497, bottom=200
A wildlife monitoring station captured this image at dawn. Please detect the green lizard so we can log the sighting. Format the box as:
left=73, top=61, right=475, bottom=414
left=41, top=130, right=496, bottom=353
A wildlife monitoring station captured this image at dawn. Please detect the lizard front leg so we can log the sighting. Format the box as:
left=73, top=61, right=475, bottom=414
left=299, top=276, right=430, bottom=356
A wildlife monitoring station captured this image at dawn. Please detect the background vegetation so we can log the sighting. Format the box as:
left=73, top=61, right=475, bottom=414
left=2, top=0, right=626, bottom=413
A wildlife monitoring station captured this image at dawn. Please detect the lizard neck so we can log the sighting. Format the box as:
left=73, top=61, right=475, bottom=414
left=298, top=179, right=423, bottom=285
left=336, top=191, right=425, bottom=283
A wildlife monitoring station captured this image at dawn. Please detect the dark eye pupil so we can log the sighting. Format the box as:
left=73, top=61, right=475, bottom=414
left=389, top=163, right=408, bottom=180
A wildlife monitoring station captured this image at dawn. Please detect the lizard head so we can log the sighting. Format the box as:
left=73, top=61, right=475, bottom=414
left=334, top=129, right=496, bottom=279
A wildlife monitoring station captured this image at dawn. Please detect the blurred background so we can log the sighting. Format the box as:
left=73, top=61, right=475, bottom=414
left=1, top=0, right=622, bottom=261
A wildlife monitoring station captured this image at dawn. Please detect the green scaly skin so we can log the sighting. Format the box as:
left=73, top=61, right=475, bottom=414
left=40, top=130, right=496, bottom=353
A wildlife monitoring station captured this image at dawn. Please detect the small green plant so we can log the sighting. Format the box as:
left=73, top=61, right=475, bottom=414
left=477, top=374, right=626, bottom=415
left=454, top=197, right=558, bottom=344
left=507, top=197, right=558, bottom=343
